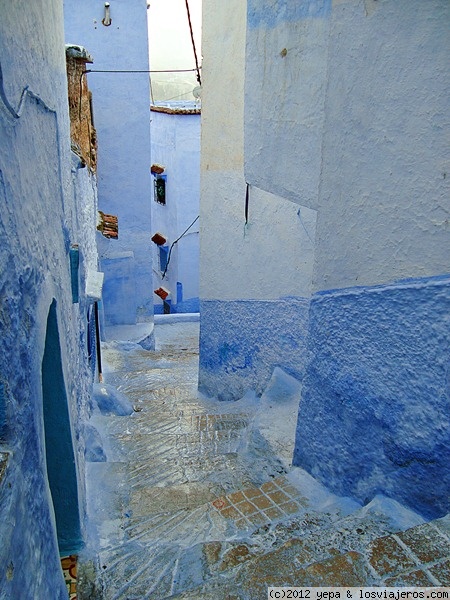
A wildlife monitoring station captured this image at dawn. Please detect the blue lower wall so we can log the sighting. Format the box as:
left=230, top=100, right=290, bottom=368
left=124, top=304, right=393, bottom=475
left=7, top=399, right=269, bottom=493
left=154, top=297, right=200, bottom=315
left=199, top=298, right=309, bottom=401
left=293, top=275, right=450, bottom=519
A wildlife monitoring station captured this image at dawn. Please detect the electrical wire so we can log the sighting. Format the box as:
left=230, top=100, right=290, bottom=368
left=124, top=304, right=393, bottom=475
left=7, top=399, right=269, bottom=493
left=184, top=0, right=202, bottom=86
left=83, top=68, right=201, bottom=74
left=162, top=215, right=199, bottom=279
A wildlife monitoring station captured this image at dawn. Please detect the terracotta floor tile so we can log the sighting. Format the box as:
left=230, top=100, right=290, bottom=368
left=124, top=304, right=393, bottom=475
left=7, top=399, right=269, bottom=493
left=235, top=500, right=258, bottom=516
left=384, top=569, right=435, bottom=586
left=261, top=481, right=278, bottom=493
left=280, top=500, right=301, bottom=515
left=266, top=489, right=291, bottom=505
left=367, top=535, right=417, bottom=577
left=397, top=524, right=450, bottom=564
left=301, top=551, right=369, bottom=586
left=243, top=487, right=263, bottom=500
left=228, top=491, right=246, bottom=505
left=429, top=559, right=450, bottom=585
left=263, top=506, right=284, bottom=520
left=212, top=496, right=230, bottom=510
left=248, top=512, right=268, bottom=527
left=251, top=494, right=275, bottom=510
left=221, top=506, right=242, bottom=520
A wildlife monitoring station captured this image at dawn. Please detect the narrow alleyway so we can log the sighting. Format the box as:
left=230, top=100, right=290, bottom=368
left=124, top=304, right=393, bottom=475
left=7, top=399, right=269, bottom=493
left=80, top=318, right=450, bottom=599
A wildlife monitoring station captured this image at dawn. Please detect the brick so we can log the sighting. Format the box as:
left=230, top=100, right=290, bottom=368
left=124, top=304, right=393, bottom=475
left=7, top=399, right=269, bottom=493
left=212, top=497, right=230, bottom=510
left=202, top=542, right=222, bottom=568
left=367, top=535, right=417, bottom=577
left=397, top=524, right=450, bottom=564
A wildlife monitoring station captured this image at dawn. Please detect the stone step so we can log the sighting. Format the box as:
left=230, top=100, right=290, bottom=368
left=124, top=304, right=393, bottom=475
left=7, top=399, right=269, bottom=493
left=166, top=513, right=450, bottom=599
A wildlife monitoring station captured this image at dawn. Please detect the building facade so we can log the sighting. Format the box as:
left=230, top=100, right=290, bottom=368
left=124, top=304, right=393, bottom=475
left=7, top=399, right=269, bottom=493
left=64, top=0, right=155, bottom=330
left=200, top=0, right=450, bottom=518
left=0, top=0, right=100, bottom=596
left=150, top=103, right=200, bottom=314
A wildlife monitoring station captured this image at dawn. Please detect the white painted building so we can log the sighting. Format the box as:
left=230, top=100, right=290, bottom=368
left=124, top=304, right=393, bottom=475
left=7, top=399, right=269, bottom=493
left=199, top=0, right=450, bottom=519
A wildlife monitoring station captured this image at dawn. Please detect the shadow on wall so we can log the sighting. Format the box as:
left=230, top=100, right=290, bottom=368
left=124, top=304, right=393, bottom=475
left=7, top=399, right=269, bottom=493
left=42, top=300, right=83, bottom=555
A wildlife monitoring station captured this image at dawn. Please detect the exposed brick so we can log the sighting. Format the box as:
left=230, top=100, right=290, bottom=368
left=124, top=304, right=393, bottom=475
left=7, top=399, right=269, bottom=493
left=280, top=501, right=301, bottom=516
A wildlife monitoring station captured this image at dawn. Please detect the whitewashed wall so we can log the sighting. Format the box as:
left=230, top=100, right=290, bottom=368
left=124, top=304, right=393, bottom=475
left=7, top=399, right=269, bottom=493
left=199, top=0, right=316, bottom=400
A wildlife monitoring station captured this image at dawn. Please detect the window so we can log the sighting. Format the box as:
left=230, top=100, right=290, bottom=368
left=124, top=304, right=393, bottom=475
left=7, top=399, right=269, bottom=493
left=154, top=174, right=167, bottom=205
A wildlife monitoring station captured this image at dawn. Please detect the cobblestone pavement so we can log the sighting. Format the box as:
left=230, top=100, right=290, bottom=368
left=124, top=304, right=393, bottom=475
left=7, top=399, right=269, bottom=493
left=79, top=320, right=450, bottom=599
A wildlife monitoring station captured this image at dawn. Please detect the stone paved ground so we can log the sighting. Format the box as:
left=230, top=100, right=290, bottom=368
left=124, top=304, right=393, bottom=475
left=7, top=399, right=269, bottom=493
left=79, top=320, right=450, bottom=599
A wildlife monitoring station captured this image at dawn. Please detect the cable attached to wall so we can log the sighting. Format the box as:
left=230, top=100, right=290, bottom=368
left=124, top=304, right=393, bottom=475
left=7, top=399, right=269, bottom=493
left=245, top=182, right=250, bottom=225
left=162, top=215, right=199, bottom=280
left=184, top=0, right=202, bottom=86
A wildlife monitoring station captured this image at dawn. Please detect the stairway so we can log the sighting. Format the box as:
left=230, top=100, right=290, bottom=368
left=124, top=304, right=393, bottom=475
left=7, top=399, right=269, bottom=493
left=79, top=321, right=450, bottom=599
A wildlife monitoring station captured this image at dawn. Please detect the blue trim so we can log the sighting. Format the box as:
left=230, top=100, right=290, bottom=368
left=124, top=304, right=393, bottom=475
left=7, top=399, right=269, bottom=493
left=315, top=273, right=450, bottom=298
left=176, top=281, right=183, bottom=304
left=159, top=245, right=169, bottom=272
left=69, top=245, right=79, bottom=303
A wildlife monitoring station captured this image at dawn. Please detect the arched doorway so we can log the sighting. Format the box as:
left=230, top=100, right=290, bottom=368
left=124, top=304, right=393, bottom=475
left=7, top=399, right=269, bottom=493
left=42, top=300, right=82, bottom=555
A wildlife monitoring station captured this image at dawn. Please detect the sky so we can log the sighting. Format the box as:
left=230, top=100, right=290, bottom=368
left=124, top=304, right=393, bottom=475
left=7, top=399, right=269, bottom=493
left=147, top=0, right=202, bottom=103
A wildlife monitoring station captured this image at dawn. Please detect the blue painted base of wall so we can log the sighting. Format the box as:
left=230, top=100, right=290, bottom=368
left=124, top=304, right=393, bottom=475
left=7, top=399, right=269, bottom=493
left=293, top=275, right=450, bottom=519
left=154, top=297, right=200, bottom=315
left=199, top=298, right=309, bottom=401
left=101, top=253, right=137, bottom=326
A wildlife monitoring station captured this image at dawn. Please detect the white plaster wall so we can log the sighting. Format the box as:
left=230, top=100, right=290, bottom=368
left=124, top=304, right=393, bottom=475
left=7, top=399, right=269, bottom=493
left=200, top=0, right=317, bottom=302
left=245, top=13, right=330, bottom=210
left=313, top=0, right=450, bottom=292
left=201, top=173, right=316, bottom=300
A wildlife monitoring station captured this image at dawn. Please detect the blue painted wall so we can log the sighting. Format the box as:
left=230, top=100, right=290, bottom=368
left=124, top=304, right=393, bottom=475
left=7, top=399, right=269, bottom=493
left=291, top=0, right=450, bottom=518
left=294, top=276, right=450, bottom=518
left=199, top=298, right=309, bottom=400
left=64, top=0, right=155, bottom=327
left=150, top=106, right=200, bottom=314
left=0, top=0, right=99, bottom=595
